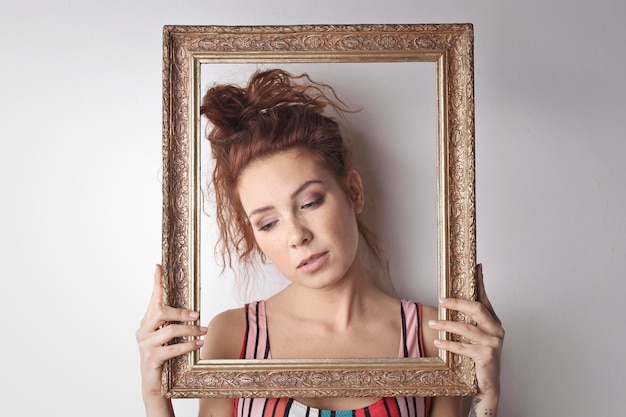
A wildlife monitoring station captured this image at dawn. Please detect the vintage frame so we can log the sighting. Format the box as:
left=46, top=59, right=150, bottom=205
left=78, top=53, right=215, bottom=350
left=162, top=24, right=477, bottom=398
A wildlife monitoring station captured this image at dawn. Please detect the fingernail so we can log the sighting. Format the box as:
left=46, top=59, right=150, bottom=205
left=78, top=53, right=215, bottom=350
left=189, top=311, right=200, bottom=320
left=428, top=320, right=436, bottom=327
left=439, top=297, right=448, bottom=305
left=433, top=339, right=442, bottom=346
left=199, top=326, right=208, bottom=333
left=196, top=340, right=204, bottom=347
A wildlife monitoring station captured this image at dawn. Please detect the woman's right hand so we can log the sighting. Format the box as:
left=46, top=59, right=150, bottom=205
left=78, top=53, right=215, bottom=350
left=136, top=265, right=207, bottom=399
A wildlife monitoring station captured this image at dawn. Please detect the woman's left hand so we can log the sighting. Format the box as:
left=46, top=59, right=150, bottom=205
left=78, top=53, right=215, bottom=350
left=428, top=264, right=504, bottom=405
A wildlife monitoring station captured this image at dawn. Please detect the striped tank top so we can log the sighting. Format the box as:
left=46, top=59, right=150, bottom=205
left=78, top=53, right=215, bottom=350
left=235, top=300, right=431, bottom=417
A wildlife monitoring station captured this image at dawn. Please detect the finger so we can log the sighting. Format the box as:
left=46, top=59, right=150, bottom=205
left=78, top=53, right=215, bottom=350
left=139, top=323, right=208, bottom=347
left=439, top=297, right=501, bottom=335
left=429, top=319, right=479, bottom=339
left=158, top=339, right=205, bottom=362
left=141, top=339, right=205, bottom=370
left=429, top=319, right=502, bottom=348
left=139, top=305, right=200, bottom=336
left=433, top=337, right=485, bottom=356
left=476, top=264, right=501, bottom=325
left=150, top=264, right=163, bottom=305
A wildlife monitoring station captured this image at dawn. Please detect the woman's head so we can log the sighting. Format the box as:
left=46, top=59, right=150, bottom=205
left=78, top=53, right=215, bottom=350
left=237, top=148, right=364, bottom=287
left=201, top=69, right=384, bottom=277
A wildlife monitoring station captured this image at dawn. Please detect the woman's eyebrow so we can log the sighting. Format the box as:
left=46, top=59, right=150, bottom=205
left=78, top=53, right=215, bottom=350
left=290, top=180, right=323, bottom=199
left=247, top=205, right=273, bottom=220
left=248, top=180, right=323, bottom=220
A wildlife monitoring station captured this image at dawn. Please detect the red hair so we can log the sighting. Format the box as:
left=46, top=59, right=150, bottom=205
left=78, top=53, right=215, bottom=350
left=201, top=69, right=385, bottom=279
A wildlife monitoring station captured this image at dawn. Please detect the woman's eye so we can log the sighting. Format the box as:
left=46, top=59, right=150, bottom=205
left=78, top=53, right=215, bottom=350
left=301, top=196, right=323, bottom=210
left=258, top=220, right=277, bottom=232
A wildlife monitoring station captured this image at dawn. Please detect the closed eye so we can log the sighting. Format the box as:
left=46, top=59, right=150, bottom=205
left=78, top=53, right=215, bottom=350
left=258, top=220, right=278, bottom=232
left=301, top=196, right=324, bottom=210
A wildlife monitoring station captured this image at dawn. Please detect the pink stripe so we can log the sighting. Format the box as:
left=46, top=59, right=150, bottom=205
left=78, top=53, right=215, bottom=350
left=395, top=397, right=410, bottom=417
left=244, top=301, right=270, bottom=359
left=400, top=300, right=421, bottom=358
left=416, top=397, right=426, bottom=417
left=258, top=300, right=271, bottom=359
left=238, top=397, right=269, bottom=417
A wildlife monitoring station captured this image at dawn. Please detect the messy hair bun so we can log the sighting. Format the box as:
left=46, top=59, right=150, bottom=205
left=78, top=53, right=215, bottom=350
left=201, top=69, right=348, bottom=154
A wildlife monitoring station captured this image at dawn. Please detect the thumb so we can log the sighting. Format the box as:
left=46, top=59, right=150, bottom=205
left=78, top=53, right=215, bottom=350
left=476, top=264, right=501, bottom=325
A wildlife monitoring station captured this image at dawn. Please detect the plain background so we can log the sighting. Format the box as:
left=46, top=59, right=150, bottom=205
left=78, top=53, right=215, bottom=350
left=198, top=61, right=440, bottom=321
left=1, top=1, right=624, bottom=416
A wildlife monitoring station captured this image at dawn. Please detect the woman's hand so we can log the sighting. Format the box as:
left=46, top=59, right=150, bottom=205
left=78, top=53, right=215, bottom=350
left=136, top=265, right=207, bottom=400
left=428, top=264, right=504, bottom=415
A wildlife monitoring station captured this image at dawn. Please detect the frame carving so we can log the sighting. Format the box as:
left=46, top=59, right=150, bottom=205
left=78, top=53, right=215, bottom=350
left=162, top=24, right=477, bottom=398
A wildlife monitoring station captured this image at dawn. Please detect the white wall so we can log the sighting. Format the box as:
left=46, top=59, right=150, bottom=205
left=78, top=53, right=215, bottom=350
left=1, top=1, right=624, bottom=416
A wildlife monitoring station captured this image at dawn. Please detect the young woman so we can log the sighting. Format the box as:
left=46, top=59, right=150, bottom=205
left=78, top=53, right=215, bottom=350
left=137, top=69, right=504, bottom=417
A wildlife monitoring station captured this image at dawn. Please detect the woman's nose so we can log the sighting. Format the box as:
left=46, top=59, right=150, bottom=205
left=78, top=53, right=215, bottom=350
left=288, top=218, right=312, bottom=247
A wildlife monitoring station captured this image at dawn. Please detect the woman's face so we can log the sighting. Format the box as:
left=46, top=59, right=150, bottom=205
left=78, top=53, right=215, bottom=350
left=237, top=149, right=363, bottom=289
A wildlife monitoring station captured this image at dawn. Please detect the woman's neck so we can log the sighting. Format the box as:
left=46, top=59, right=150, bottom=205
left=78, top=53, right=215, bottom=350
left=271, top=264, right=389, bottom=332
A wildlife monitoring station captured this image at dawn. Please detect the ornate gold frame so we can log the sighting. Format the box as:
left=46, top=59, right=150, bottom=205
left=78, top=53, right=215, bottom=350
left=162, top=24, right=477, bottom=398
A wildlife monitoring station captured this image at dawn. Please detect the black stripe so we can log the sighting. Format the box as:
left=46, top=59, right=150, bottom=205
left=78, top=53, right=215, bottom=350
left=330, top=411, right=336, bottom=417
left=246, top=398, right=255, bottom=417
left=425, top=397, right=432, bottom=417
left=414, top=302, right=423, bottom=358
left=400, top=302, right=408, bottom=358
left=254, top=302, right=261, bottom=359
left=260, top=398, right=270, bottom=417
left=382, top=398, right=392, bottom=417
left=400, top=396, right=410, bottom=417
left=271, top=398, right=280, bottom=417
left=390, top=397, right=402, bottom=417
left=411, top=396, right=418, bottom=417
left=242, top=304, right=250, bottom=359
left=284, top=398, right=294, bottom=417
left=364, top=406, right=371, bottom=417
left=305, top=406, right=311, bottom=417
left=264, top=309, right=271, bottom=359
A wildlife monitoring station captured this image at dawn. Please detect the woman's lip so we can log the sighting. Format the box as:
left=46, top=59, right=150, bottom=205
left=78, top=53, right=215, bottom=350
left=297, top=252, right=329, bottom=271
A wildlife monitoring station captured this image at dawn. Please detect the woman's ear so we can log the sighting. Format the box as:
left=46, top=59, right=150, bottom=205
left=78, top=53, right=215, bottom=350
left=346, top=170, right=364, bottom=214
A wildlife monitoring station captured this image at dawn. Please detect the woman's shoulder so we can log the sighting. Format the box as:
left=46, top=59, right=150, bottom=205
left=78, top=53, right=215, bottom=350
left=201, top=305, right=248, bottom=360
left=414, top=302, right=438, bottom=357
left=399, top=299, right=437, bottom=326
left=413, top=301, right=437, bottom=319
left=209, top=305, right=248, bottom=326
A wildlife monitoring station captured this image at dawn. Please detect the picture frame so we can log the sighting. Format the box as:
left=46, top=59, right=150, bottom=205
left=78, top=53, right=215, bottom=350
left=161, top=23, right=477, bottom=398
